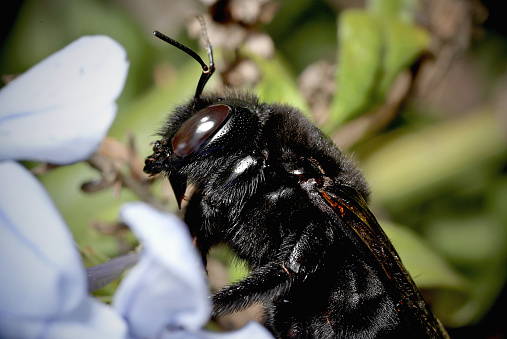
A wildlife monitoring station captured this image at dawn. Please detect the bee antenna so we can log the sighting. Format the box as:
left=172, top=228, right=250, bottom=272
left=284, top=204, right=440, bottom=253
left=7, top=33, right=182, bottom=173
left=153, top=15, right=215, bottom=99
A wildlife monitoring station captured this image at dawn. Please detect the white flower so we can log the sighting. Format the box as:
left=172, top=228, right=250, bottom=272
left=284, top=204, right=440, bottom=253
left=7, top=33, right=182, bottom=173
left=115, top=203, right=273, bottom=339
left=0, top=161, right=128, bottom=339
left=0, top=35, right=128, bottom=164
left=0, top=34, right=130, bottom=338
left=0, top=35, right=273, bottom=339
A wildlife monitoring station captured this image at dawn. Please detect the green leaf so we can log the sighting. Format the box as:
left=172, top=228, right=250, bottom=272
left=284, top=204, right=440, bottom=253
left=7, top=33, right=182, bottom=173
left=327, top=5, right=429, bottom=131
left=252, top=52, right=311, bottom=117
left=381, top=221, right=469, bottom=325
left=367, top=0, right=418, bottom=22
left=361, top=111, right=506, bottom=207
left=381, top=221, right=465, bottom=290
left=426, top=213, right=507, bottom=326
left=377, top=18, right=429, bottom=99
left=327, top=10, right=383, bottom=130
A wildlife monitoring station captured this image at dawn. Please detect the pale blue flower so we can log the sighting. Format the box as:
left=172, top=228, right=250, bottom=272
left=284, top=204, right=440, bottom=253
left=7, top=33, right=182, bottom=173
left=115, top=203, right=210, bottom=337
left=0, top=34, right=130, bottom=338
left=0, top=161, right=128, bottom=339
left=115, top=202, right=274, bottom=339
left=0, top=35, right=128, bottom=164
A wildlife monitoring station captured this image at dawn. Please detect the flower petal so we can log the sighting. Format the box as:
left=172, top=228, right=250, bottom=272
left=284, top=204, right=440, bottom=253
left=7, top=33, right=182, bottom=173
left=0, top=161, right=127, bottom=338
left=159, top=321, right=274, bottom=339
left=0, top=297, right=127, bottom=339
left=114, top=202, right=210, bottom=338
left=197, top=322, right=274, bottom=339
left=0, top=161, right=85, bottom=316
left=0, top=35, right=129, bottom=164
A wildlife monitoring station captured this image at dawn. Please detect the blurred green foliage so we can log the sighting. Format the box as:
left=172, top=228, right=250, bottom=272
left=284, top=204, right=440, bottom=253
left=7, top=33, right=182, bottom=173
left=2, top=0, right=506, bottom=334
left=328, top=4, right=429, bottom=129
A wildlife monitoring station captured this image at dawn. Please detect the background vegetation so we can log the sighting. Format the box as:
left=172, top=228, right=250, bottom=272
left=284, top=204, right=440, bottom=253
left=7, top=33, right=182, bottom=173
left=1, top=0, right=506, bottom=337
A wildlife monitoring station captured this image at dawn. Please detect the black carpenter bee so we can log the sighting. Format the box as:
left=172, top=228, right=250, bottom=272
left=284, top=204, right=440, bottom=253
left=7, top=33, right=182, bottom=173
left=144, top=17, right=449, bottom=339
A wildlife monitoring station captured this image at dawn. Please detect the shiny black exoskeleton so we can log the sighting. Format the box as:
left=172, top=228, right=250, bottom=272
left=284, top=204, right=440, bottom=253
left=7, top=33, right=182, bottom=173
left=144, top=19, right=449, bottom=339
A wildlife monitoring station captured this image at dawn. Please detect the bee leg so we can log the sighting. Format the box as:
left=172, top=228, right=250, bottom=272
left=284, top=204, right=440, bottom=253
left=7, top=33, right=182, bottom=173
left=211, top=261, right=294, bottom=318
left=285, top=222, right=331, bottom=277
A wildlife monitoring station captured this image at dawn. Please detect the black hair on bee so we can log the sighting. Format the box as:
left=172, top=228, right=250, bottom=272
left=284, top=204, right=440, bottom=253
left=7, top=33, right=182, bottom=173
left=144, top=16, right=449, bottom=339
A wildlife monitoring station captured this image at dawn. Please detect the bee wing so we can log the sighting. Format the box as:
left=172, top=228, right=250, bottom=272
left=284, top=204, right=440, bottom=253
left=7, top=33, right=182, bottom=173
left=0, top=35, right=129, bottom=164
left=318, top=185, right=449, bottom=338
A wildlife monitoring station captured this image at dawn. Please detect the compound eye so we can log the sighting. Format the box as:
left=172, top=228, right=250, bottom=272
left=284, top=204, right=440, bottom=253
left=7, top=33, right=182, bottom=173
left=172, top=104, right=231, bottom=157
